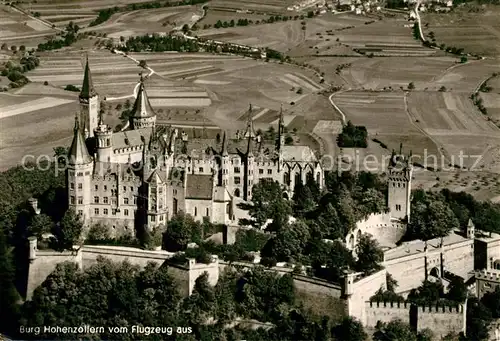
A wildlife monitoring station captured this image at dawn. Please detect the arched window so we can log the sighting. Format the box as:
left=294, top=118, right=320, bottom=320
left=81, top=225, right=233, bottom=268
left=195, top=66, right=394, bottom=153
left=234, top=188, right=240, bottom=197
left=316, top=172, right=321, bottom=184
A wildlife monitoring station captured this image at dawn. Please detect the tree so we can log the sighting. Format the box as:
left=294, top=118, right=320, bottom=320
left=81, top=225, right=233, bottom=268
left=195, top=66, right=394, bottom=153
left=139, top=59, right=147, bottom=68
left=460, top=56, right=468, bottom=63
left=241, top=180, right=291, bottom=229
left=261, top=220, right=310, bottom=262
left=53, top=146, right=68, bottom=165
left=182, top=24, right=190, bottom=33
left=373, top=320, right=417, bottom=341
left=164, top=212, right=198, bottom=252
left=332, top=317, right=367, bottom=341
left=407, top=199, right=459, bottom=240
left=54, top=208, right=83, bottom=250
left=408, top=82, right=415, bottom=90
left=446, top=277, right=467, bottom=302
left=28, top=213, right=53, bottom=239
left=481, top=287, right=500, bottom=318
left=285, top=134, right=293, bottom=145
left=466, top=297, right=492, bottom=341
left=0, top=227, right=20, bottom=335
left=408, top=280, right=444, bottom=305
left=354, top=233, right=383, bottom=274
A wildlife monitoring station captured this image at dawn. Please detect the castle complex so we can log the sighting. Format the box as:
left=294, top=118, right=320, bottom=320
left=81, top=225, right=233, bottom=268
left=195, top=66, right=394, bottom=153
left=67, top=57, right=323, bottom=233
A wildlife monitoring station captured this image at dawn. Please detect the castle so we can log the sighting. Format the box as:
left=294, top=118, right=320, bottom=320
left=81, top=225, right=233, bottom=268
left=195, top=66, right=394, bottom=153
left=67, top=56, right=323, bottom=233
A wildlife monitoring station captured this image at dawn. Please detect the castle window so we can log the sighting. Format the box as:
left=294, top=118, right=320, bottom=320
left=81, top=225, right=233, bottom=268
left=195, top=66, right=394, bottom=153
left=398, top=183, right=401, bottom=187
left=234, top=177, right=241, bottom=184
left=206, top=208, right=209, bottom=216
left=259, top=169, right=264, bottom=174
left=194, top=207, right=197, bottom=216
left=124, top=198, right=129, bottom=204
left=160, top=215, right=163, bottom=221
left=123, top=186, right=127, bottom=191
left=78, top=210, right=83, bottom=216
left=104, top=185, right=107, bottom=191
left=70, top=183, right=75, bottom=190
left=267, top=169, right=272, bottom=175
left=173, top=189, right=177, bottom=195
left=402, top=183, right=405, bottom=188
left=94, top=208, right=99, bottom=215
left=77, top=196, right=83, bottom=205
left=124, top=209, right=129, bottom=216
left=94, top=196, right=99, bottom=204
left=393, top=183, right=395, bottom=187
left=396, top=204, right=401, bottom=211
left=159, top=187, right=163, bottom=194
left=151, top=216, right=156, bottom=222
left=130, top=186, right=133, bottom=191
left=70, top=196, right=75, bottom=204
left=199, top=167, right=203, bottom=172
left=112, top=209, right=116, bottom=215
left=103, top=197, right=109, bottom=204
left=134, top=197, right=137, bottom=205
left=234, top=167, right=240, bottom=173
left=70, top=171, right=74, bottom=176
left=77, top=172, right=83, bottom=176
left=85, top=171, right=90, bottom=175
left=104, top=208, right=108, bottom=215
left=95, top=185, right=98, bottom=190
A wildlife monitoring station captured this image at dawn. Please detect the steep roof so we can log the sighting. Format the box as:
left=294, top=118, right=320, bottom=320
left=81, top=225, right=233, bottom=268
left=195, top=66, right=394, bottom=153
left=185, top=174, right=213, bottom=200
left=131, top=76, right=155, bottom=118
left=68, top=116, right=92, bottom=165
left=79, top=55, right=97, bottom=99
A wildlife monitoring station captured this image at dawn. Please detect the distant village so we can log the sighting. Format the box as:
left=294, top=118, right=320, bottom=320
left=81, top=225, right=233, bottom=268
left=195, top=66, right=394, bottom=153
left=286, top=0, right=453, bottom=15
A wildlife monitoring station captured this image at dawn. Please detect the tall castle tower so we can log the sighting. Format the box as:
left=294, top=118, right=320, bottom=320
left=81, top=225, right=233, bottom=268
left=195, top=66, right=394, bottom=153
left=387, top=145, right=413, bottom=222
left=131, top=75, right=156, bottom=130
left=67, top=116, right=93, bottom=223
left=79, top=54, right=99, bottom=139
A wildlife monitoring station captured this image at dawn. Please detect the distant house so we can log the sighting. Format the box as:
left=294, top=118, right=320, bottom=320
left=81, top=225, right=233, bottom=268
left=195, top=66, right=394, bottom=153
left=446, top=0, right=453, bottom=6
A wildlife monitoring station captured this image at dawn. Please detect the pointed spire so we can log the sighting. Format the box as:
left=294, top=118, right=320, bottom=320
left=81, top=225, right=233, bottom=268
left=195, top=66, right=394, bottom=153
left=244, top=103, right=256, bottom=139
left=131, top=74, right=155, bottom=118
left=80, top=53, right=97, bottom=99
left=221, top=131, right=228, bottom=156
left=68, top=114, right=92, bottom=165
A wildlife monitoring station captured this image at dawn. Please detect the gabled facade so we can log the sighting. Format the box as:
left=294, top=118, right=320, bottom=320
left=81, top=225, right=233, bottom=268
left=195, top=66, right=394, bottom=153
left=67, top=58, right=324, bottom=233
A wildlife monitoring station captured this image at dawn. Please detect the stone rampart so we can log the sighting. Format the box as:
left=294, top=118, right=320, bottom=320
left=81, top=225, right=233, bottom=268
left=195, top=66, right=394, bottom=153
left=363, top=300, right=464, bottom=339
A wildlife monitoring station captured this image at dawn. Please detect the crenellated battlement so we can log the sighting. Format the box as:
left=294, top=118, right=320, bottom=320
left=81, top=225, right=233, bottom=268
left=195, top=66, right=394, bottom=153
left=366, top=300, right=463, bottom=313
left=475, top=269, right=500, bottom=281
left=367, top=300, right=410, bottom=309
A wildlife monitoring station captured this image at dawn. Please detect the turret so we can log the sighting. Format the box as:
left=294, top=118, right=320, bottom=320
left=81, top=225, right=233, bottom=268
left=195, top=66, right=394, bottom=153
left=466, top=218, right=475, bottom=239
left=79, top=54, right=99, bottom=138
left=67, top=115, right=93, bottom=223
left=94, top=112, right=113, bottom=163
left=131, top=74, right=156, bottom=130
left=218, top=131, right=229, bottom=186
left=387, top=146, right=412, bottom=222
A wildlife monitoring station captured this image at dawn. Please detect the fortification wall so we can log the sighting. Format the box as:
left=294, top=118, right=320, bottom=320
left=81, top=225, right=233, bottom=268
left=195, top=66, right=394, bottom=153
left=187, top=256, right=219, bottom=295
left=364, top=301, right=411, bottom=327
left=26, top=249, right=81, bottom=300
left=384, top=253, right=426, bottom=294
left=442, top=240, right=474, bottom=279
left=349, top=269, right=387, bottom=322
left=80, top=245, right=174, bottom=269
left=416, top=305, right=464, bottom=338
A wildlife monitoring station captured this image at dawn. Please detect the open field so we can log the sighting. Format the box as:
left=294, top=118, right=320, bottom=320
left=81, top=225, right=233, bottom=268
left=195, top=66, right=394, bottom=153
left=0, top=5, right=57, bottom=48
left=406, top=91, right=500, bottom=168
left=207, top=0, right=296, bottom=14
left=429, top=58, right=500, bottom=93
left=199, top=8, right=278, bottom=26
left=78, top=6, right=202, bottom=37
left=1, top=49, right=330, bottom=169
left=331, top=90, right=440, bottom=157
left=422, top=4, right=500, bottom=56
